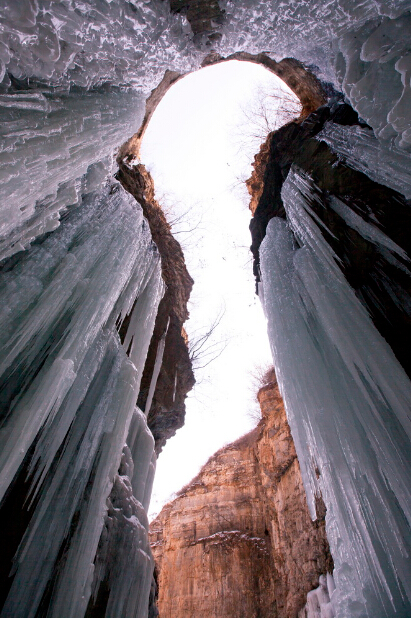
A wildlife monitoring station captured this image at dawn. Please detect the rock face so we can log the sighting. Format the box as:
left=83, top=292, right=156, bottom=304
left=150, top=373, right=332, bottom=618
left=116, top=162, right=195, bottom=454
left=248, top=101, right=411, bottom=379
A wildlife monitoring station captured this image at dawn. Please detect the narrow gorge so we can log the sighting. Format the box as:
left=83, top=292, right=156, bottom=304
left=0, top=2, right=411, bottom=618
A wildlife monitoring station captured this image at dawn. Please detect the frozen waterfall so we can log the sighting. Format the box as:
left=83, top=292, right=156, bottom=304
left=260, top=167, right=411, bottom=618
left=0, top=178, right=163, bottom=617
left=0, top=87, right=145, bottom=261
left=1, top=0, right=411, bottom=616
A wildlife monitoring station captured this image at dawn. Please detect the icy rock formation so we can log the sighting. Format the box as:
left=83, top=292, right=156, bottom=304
left=1, top=1, right=411, bottom=617
left=0, top=87, right=145, bottom=261
left=317, top=121, right=411, bottom=198
left=299, top=574, right=336, bottom=618
left=116, top=163, right=195, bottom=454
left=219, top=1, right=411, bottom=149
left=0, top=178, right=163, bottom=618
left=86, top=410, right=157, bottom=618
left=150, top=377, right=332, bottom=618
left=1, top=1, right=411, bottom=147
left=258, top=104, right=411, bottom=616
left=0, top=0, right=198, bottom=90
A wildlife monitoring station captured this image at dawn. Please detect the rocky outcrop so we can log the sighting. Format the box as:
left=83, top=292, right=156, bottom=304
left=150, top=373, right=332, bottom=618
left=248, top=101, right=368, bottom=279
left=247, top=101, right=411, bottom=377
left=116, top=163, right=195, bottom=453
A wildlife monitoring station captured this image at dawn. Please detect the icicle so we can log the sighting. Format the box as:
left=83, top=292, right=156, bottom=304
left=298, top=574, right=336, bottom=618
left=87, top=409, right=157, bottom=618
left=260, top=169, right=411, bottom=617
left=173, top=370, right=178, bottom=402
left=127, top=408, right=157, bottom=506
left=0, top=89, right=145, bottom=260
left=145, top=317, right=170, bottom=417
left=0, top=178, right=164, bottom=618
left=317, top=122, right=411, bottom=199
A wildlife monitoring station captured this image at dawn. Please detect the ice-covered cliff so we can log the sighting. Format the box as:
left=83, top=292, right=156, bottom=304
left=256, top=102, right=411, bottom=616
left=0, top=178, right=164, bottom=617
left=0, top=1, right=411, bottom=617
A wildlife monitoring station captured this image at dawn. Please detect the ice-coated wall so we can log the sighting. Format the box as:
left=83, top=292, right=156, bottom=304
left=1, top=1, right=411, bottom=148
left=0, top=177, right=163, bottom=617
left=1, top=1, right=411, bottom=617
left=260, top=161, right=411, bottom=617
left=0, top=0, right=198, bottom=90
left=87, top=409, right=157, bottom=618
left=0, top=87, right=145, bottom=260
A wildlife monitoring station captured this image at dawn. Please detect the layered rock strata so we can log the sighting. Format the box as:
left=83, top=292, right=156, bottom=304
left=150, top=373, right=332, bottom=618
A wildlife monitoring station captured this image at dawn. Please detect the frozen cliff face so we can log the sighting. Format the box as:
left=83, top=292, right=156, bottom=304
left=115, top=163, right=195, bottom=456
left=86, top=410, right=157, bottom=618
left=150, top=378, right=332, bottom=618
left=0, top=0, right=197, bottom=90
left=0, top=178, right=163, bottom=618
left=0, top=1, right=411, bottom=617
left=0, top=87, right=145, bottom=261
left=0, top=0, right=410, bottom=264
left=1, top=1, right=411, bottom=149
left=258, top=104, right=411, bottom=617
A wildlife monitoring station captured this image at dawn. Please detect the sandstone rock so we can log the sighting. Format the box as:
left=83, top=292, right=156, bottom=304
left=150, top=375, right=332, bottom=618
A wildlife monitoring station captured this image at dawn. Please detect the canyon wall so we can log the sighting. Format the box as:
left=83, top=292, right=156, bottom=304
left=0, top=1, right=411, bottom=616
left=257, top=100, right=411, bottom=616
left=150, top=372, right=332, bottom=618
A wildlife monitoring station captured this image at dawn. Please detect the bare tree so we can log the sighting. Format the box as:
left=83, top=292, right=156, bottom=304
left=156, top=190, right=206, bottom=252
left=241, top=82, right=302, bottom=143
left=246, top=363, right=276, bottom=424
left=231, top=81, right=302, bottom=191
left=188, top=309, right=229, bottom=372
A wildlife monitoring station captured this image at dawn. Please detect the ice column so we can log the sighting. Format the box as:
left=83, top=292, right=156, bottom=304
left=317, top=122, right=411, bottom=199
left=0, top=178, right=164, bottom=618
left=298, top=574, right=336, bottom=618
left=87, top=408, right=157, bottom=618
left=260, top=169, right=411, bottom=618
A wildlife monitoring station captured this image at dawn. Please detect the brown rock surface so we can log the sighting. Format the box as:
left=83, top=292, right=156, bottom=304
left=116, top=163, right=195, bottom=453
left=149, top=374, right=332, bottom=617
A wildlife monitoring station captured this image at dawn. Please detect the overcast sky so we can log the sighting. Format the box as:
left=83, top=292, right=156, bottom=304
left=140, top=60, right=300, bottom=519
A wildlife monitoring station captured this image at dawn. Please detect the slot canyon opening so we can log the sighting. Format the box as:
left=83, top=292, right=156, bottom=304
left=136, top=59, right=303, bottom=519
left=1, top=4, right=411, bottom=616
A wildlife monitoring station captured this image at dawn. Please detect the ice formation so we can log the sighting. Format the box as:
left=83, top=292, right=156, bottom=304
left=299, top=574, right=336, bottom=618
left=89, top=410, right=157, bottom=618
left=0, top=178, right=163, bottom=617
left=1, top=0, right=411, bottom=145
left=260, top=167, right=411, bottom=617
left=317, top=122, right=411, bottom=199
left=0, top=88, right=145, bottom=260
left=0, top=0, right=411, bottom=617
left=0, top=0, right=198, bottom=90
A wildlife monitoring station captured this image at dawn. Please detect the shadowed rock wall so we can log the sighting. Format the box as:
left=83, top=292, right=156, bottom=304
left=116, top=163, right=195, bottom=454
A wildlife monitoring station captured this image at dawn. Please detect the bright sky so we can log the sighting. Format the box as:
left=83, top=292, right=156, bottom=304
left=140, top=60, right=300, bottom=520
